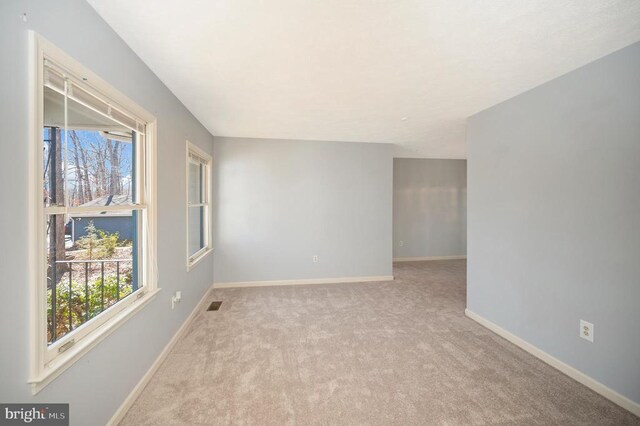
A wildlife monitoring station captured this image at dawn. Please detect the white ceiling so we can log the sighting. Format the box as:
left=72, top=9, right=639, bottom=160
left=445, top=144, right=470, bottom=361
left=88, top=0, right=640, bottom=158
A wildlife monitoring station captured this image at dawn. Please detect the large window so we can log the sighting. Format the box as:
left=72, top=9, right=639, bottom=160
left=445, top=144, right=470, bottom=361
left=186, top=141, right=212, bottom=269
left=30, top=34, right=157, bottom=393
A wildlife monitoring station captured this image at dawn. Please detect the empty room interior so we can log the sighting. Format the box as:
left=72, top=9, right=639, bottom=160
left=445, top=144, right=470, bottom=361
left=1, top=0, right=639, bottom=425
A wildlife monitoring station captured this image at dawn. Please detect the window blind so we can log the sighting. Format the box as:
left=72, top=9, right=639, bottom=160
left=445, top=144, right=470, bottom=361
left=44, top=59, right=145, bottom=133
left=189, top=151, right=208, bottom=165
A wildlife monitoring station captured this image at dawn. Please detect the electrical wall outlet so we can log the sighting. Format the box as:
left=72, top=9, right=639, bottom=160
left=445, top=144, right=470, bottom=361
left=312, top=255, right=319, bottom=263
left=399, top=240, right=404, bottom=247
left=580, top=320, right=594, bottom=342
left=171, top=291, right=182, bottom=310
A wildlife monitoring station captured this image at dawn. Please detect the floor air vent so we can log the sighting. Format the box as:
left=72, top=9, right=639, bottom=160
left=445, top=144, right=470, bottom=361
left=207, top=301, right=222, bottom=311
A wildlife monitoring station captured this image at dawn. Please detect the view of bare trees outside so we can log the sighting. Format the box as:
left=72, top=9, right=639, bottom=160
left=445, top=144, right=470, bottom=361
left=43, top=129, right=133, bottom=208
left=44, top=126, right=138, bottom=343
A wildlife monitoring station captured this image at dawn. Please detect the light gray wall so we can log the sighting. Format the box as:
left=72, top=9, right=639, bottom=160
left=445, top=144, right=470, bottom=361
left=0, top=1, right=214, bottom=424
left=213, top=137, right=393, bottom=283
left=393, top=158, right=466, bottom=259
left=467, top=42, right=640, bottom=404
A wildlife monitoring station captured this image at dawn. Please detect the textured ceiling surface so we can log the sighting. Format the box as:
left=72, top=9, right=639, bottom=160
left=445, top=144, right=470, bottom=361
left=88, top=0, right=640, bottom=158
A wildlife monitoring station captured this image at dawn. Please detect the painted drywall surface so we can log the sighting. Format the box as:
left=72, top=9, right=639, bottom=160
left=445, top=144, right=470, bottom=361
left=213, top=137, right=393, bottom=283
left=0, top=1, right=214, bottom=424
left=467, top=42, right=640, bottom=403
left=393, top=158, right=466, bottom=258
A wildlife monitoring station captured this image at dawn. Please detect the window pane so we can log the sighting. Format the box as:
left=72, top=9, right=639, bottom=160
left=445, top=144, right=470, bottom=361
left=67, top=93, right=136, bottom=207
left=66, top=128, right=135, bottom=208
left=46, top=211, right=140, bottom=344
left=43, top=84, right=137, bottom=209
left=188, top=206, right=205, bottom=257
left=188, top=162, right=202, bottom=204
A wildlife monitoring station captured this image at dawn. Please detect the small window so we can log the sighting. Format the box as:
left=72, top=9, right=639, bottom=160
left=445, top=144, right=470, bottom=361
left=186, top=141, right=212, bottom=269
left=30, top=34, right=158, bottom=393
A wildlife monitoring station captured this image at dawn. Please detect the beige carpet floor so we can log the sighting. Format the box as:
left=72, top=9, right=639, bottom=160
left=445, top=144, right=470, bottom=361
left=121, top=260, right=640, bottom=425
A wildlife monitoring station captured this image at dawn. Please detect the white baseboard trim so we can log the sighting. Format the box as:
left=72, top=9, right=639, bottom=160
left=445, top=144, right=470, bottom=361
left=465, top=309, right=640, bottom=417
left=213, top=275, right=394, bottom=289
left=393, top=255, right=467, bottom=262
left=107, top=286, right=213, bottom=426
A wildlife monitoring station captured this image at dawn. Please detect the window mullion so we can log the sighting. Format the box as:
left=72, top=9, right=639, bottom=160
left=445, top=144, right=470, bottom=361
left=44, top=205, right=147, bottom=215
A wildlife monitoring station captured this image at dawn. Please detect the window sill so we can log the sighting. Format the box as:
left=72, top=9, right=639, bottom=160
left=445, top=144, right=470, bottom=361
left=29, top=288, right=161, bottom=395
left=187, top=247, right=214, bottom=272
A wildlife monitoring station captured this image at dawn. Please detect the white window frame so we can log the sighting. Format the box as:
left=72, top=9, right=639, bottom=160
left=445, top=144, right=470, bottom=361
left=28, top=33, right=159, bottom=394
left=186, top=140, right=213, bottom=270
